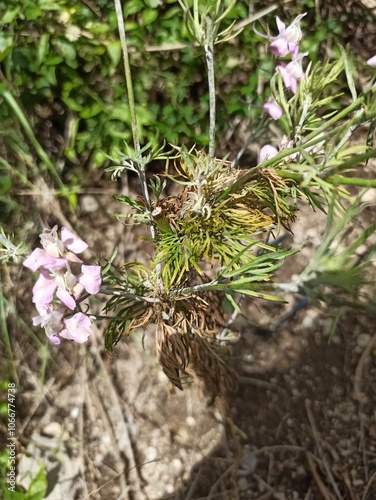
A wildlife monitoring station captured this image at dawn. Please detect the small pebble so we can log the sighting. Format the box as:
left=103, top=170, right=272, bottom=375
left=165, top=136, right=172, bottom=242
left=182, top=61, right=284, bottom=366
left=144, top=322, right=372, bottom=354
left=357, top=333, right=371, bottom=348
left=185, top=416, right=196, bottom=427
left=238, top=477, right=248, bottom=491
left=42, top=422, right=62, bottom=438
left=80, top=195, right=99, bottom=213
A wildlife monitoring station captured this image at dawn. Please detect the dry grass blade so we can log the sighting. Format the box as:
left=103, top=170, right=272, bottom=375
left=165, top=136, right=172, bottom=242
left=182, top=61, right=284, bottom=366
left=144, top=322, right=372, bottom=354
left=305, top=399, right=342, bottom=499
left=305, top=451, right=336, bottom=500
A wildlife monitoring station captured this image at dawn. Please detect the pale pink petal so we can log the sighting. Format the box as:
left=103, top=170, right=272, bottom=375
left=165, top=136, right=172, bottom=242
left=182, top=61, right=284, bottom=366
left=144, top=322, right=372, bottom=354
left=32, top=271, right=57, bottom=309
left=284, top=14, right=306, bottom=44
left=60, top=313, right=93, bottom=343
left=61, top=227, right=88, bottom=254
left=289, top=44, right=299, bottom=59
left=262, top=99, right=283, bottom=120
left=24, top=248, right=66, bottom=272
left=259, top=145, right=279, bottom=163
left=56, top=288, right=77, bottom=310
left=277, top=65, right=293, bottom=89
left=78, top=265, right=102, bottom=295
left=275, top=17, right=286, bottom=33
left=367, top=55, right=376, bottom=67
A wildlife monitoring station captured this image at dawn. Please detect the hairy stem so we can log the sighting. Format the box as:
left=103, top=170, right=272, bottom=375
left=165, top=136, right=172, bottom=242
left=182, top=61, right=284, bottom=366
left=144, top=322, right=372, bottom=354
left=114, top=0, right=140, bottom=154
left=205, top=38, right=216, bottom=160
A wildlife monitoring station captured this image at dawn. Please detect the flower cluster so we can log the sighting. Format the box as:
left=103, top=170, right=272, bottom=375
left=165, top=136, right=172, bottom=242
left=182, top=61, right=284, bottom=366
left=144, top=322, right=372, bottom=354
left=23, top=226, right=101, bottom=345
left=257, top=13, right=307, bottom=121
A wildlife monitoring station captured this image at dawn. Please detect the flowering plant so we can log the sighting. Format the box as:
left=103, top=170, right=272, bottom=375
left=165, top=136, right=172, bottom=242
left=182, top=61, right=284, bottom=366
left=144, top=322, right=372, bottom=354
left=23, top=226, right=101, bottom=344
left=4, top=2, right=376, bottom=396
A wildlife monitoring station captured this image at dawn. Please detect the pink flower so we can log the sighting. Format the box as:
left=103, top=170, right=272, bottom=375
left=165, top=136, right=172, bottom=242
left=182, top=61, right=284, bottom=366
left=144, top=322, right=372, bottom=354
left=255, top=14, right=306, bottom=58
left=367, top=55, right=376, bottom=67
left=24, top=225, right=102, bottom=345
left=277, top=53, right=307, bottom=93
left=269, top=14, right=306, bottom=57
left=259, top=145, right=279, bottom=163
left=60, top=313, right=94, bottom=343
left=262, top=98, right=283, bottom=120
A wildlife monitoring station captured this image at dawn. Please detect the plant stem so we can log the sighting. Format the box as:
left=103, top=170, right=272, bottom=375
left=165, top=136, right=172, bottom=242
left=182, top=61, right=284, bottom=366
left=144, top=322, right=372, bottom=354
left=99, top=288, right=161, bottom=303
left=205, top=35, right=216, bottom=160
left=114, top=0, right=161, bottom=288
left=114, top=0, right=140, bottom=154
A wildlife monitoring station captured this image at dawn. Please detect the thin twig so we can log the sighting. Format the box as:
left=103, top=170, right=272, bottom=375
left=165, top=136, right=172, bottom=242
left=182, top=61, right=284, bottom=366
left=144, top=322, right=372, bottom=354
left=362, top=470, right=376, bottom=500
left=305, top=451, right=335, bottom=500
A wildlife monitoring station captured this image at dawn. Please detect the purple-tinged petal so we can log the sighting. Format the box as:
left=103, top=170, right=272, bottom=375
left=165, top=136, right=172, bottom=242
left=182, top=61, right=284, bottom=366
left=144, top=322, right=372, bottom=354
left=61, top=227, right=88, bottom=254
left=48, top=334, right=61, bottom=345
left=32, top=271, right=57, bottom=309
left=270, top=38, right=289, bottom=57
left=275, top=16, right=286, bottom=33
left=60, top=313, right=93, bottom=343
left=24, top=248, right=67, bottom=272
left=262, top=99, right=283, bottom=120
left=289, top=44, right=299, bottom=59
left=277, top=64, right=293, bottom=89
left=78, top=265, right=102, bottom=295
left=367, top=55, right=376, bottom=67
left=259, top=145, right=279, bottom=163
left=56, top=288, right=77, bottom=310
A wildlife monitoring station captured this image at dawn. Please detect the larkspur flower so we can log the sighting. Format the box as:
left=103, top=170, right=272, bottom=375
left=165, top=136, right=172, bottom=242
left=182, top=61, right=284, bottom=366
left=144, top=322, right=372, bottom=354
left=262, top=98, right=283, bottom=120
left=255, top=13, right=307, bottom=58
left=269, top=14, right=306, bottom=57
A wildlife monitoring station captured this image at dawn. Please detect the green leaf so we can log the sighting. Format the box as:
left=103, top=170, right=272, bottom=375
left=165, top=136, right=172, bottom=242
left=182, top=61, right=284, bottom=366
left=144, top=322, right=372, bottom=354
left=54, top=38, right=77, bottom=63
left=143, top=9, right=158, bottom=25
left=37, top=34, right=50, bottom=66
left=124, top=0, right=144, bottom=17
left=106, top=41, right=121, bottom=66
left=0, top=34, right=14, bottom=62
left=339, top=45, right=357, bottom=102
left=145, top=0, right=159, bottom=7
left=27, top=465, right=48, bottom=500
left=1, top=6, right=21, bottom=25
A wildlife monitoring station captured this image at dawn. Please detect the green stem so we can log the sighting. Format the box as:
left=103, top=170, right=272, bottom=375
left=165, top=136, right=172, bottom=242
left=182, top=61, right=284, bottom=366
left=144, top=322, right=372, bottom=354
left=327, top=175, right=376, bottom=188
left=99, top=288, right=161, bottom=303
left=114, top=0, right=140, bottom=154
